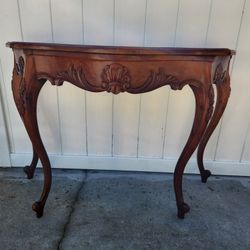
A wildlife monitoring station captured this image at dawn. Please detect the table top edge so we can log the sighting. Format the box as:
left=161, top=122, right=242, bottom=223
left=6, top=41, right=236, bottom=56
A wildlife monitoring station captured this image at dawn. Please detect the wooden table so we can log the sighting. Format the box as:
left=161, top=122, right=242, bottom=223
left=7, top=42, right=235, bottom=219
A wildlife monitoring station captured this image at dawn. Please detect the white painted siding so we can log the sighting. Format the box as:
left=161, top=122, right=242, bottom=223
left=0, top=0, right=250, bottom=175
left=83, top=0, right=114, bottom=156
left=0, top=81, right=10, bottom=166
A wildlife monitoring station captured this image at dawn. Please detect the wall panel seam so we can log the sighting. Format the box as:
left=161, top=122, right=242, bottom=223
left=204, top=0, right=213, bottom=47
left=82, top=0, right=88, bottom=156
left=49, top=0, right=54, bottom=42
left=16, top=0, right=24, bottom=41
left=136, top=0, right=148, bottom=157
left=136, top=96, right=142, bottom=157
left=84, top=92, right=88, bottom=155
left=229, top=0, right=247, bottom=74
left=49, top=0, right=63, bottom=154
left=111, top=96, right=114, bottom=156
left=162, top=90, right=170, bottom=159
left=81, top=0, right=85, bottom=44
left=163, top=0, right=180, bottom=157
left=173, top=0, right=181, bottom=45
left=240, top=118, right=250, bottom=162
left=111, top=0, right=116, bottom=157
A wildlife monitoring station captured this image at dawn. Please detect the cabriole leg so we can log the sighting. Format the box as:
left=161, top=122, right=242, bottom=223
left=197, top=76, right=231, bottom=183
left=12, top=63, right=51, bottom=218
left=174, top=83, right=211, bottom=219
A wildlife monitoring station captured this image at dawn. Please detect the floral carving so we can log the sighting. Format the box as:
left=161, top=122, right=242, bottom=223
left=213, top=63, right=226, bottom=85
left=14, top=77, right=27, bottom=117
left=12, top=57, right=28, bottom=117
left=206, top=84, right=215, bottom=122
left=15, top=56, right=25, bottom=75
left=101, top=63, right=131, bottom=94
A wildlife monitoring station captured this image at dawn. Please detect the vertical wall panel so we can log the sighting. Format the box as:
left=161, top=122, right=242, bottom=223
left=203, top=0, right=245, bottom=159
left=175, top=0, right=211, bottom=47
left=242, top=123, right=250, bottom=161
left=164, top=0, right=211, bottom=158
left=206, top=0, right=245, bottom=48
left=19, top=0, right=61, bottom=154
left=164, top=87, right=195, bottom=158
left=138, top=87, right=169, bottom=158
left=114, top=0, right=146, bottom=46
left=0, top=0, right=25, bottom=153
left=83, top=0, right=114, bottom=46
left=57, top=84, right=86, bottom=155
left=113, top=94, right=140, bottom=157
left=51, top=0, right=86, bottom=155
left=216, top=0, right=250, bottom=161
left=19, top=0, right=52, bottom=43
left=113, top=0, right=146, bottom=157
left=86, top=92, right=113, bottom=156
left=83, top=0, right=114, bottom=156
left=51, top=0, right=83, bottom=44
left=0, top=83, right=10, bottom=165
left=144, top=0, right=178, bottom=47
left=138, top=0, right=179, bottom=157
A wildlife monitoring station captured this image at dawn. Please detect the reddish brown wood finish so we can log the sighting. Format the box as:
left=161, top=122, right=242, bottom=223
left=7, top=41, right=234, bottom=219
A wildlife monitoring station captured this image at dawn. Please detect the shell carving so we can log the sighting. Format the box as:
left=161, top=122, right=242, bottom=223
left=101, top=63, right=131, bottom=94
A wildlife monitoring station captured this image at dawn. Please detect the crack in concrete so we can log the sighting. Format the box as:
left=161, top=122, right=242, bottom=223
left=57, top=170, right=87, bottom=250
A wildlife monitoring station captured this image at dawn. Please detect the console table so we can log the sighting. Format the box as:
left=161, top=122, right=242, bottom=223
left=7, top=42, right=235, bottom=219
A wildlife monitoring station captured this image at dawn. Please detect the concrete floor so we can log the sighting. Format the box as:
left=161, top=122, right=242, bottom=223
left=0, top=168, right=250, bottom=250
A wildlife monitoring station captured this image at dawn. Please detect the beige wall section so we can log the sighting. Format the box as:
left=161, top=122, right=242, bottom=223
left=0, top=0, right=249, bottom=175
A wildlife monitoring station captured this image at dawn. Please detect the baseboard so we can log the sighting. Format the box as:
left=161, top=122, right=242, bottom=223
left=9, top=153, right=250, bottom=176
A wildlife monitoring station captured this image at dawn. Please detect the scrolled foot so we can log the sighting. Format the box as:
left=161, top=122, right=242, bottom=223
left=32, top=201, right=44, bottom=218
left=23, top=166, right=34, bottom=179
left=201, top=169, right=211, bottom=183
left=177, top=202, right=190, bottom=219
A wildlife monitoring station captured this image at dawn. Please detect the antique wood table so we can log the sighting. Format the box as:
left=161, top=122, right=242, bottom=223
left=7, top=42, right=235, bottom=219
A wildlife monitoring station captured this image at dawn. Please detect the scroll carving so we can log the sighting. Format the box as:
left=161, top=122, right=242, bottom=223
left=135, top=68, right=182, bottom=93
left=37, top=64, right=201, bottom=94
left=53, top=64, right=90, bottom=87
left=213, top=63, right=226, bottom=85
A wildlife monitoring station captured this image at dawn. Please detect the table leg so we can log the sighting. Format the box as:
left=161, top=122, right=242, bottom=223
left=174, top=82, right=212, bottom=219
left=12, top=66, right=51, bottom=218
left=197, top=75, right=231, bottom=183
left=23, top=146, right=38, bottom=179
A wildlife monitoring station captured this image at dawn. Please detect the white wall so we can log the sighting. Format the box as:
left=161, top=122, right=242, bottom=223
left=0, top=0, right=250, bottom=176
left=0, top=80, right=10, bottom=166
